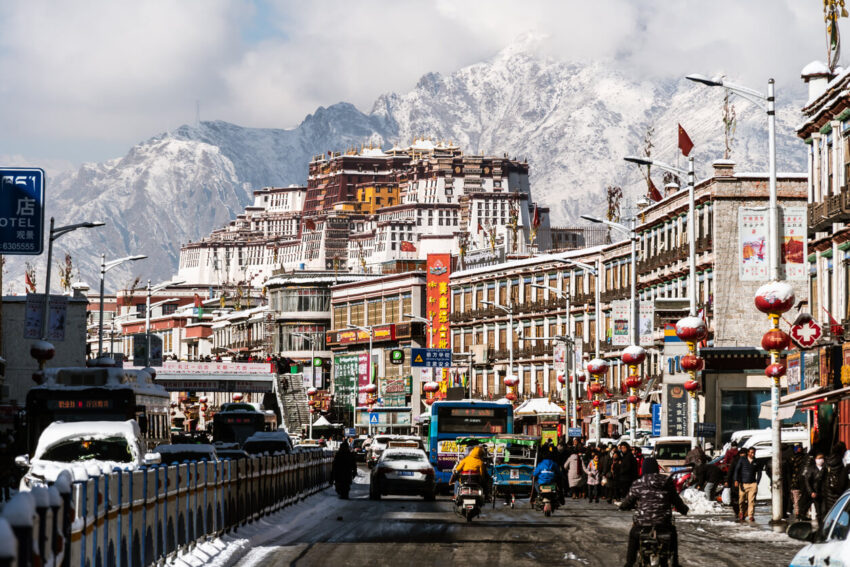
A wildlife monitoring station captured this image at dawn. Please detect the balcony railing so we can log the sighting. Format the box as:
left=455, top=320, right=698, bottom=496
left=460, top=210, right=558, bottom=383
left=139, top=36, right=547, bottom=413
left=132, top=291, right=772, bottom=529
left=807, top=189, right=850, bottom=234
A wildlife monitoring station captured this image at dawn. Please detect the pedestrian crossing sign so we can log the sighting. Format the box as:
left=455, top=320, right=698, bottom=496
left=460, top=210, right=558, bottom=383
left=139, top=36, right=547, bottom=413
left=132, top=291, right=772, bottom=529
left=369, top=413, right=379, bottom=424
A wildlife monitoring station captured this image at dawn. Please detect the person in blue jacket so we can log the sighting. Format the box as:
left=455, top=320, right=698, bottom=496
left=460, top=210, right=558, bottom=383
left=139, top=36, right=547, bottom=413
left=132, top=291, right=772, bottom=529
left=531, top=446, right=564, bottom=505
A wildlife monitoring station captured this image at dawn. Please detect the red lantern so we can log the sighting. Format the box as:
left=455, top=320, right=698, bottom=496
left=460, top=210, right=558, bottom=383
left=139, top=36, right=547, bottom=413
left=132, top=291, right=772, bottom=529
left=680, top=354, right=705, bottom=372
left=361, top=383, right=378, bottom=394
left=605, top=390, right=614, bottom=399
left=588, top=382, right=603, bottom=394
left=592, top=399, right=601, bottom=408
left=557, top=373, right=566, bottom=384
left=506, top=392, right=517, bottom=401
left=628, top=395, right=639, bottom=405
left=621, top=345, right=647, bottom=366
left=309, top=407, right=315, bottom=413
left=308, top=400, right=316, bottom=407
left=199, top=396, right=208, bottom=404
left=675, top=317, right=708, bottom=343
left=586, top=358, right=608, bottom=375
left=625, top=376, right=642, bottom=389
left=306, top=387, right=318, bottom=396
left=504, top=375, right=520, bottom=387
left=424, top=398, right=434, bottom=405
left=754, top=282, right=795, bottom=315
left=201, top=404, right=208, bottom=412
left=765, top=363, right=786, bottom=379
left=423, top=381, right=439, bottom=393
left=683, top=379, right=700, bottom=392
left=761, top=329, right=791, bottom=352
left=30, top=340, right=55, bottom=362
left=31, top=371, right=44, bottom=385
left=170, top=401, right=177, bottom=408
left=577, top=373, right=587, bottom=383
left=232, top=393, right=243, bottom=402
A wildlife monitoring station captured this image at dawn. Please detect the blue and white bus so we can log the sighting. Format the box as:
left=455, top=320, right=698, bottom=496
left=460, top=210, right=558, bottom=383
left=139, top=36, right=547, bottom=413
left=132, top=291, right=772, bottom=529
left=427, top=400, right=513, bottom=486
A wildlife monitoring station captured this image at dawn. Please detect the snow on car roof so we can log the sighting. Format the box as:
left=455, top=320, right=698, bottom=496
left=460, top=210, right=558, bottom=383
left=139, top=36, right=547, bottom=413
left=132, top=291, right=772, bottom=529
left=35, top=420, right=141, bottom=457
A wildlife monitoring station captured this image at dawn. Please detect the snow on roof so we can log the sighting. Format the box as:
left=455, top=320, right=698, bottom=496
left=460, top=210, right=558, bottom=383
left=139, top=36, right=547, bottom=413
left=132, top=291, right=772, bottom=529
left=2, top=491, right=35, bottom=527
left=514, top=398, right=564, bottom=416
left=452, top=246, right=607, bottom=279
left=360, top=147, right=387, bottom=157
left=801, top=60, right=830, bottom=77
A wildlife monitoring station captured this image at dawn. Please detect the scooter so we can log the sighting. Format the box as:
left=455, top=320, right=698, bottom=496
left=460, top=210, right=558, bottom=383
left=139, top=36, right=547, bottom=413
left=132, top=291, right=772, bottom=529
left=454, top=472, right=484, bottom=522
left=533, top=483, right=559, bottom=517
left=636, top=525, right=674, bottom=567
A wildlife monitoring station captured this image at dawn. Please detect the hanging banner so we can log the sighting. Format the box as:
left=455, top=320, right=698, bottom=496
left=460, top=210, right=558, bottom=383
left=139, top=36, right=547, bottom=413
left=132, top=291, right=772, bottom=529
left=781, top=206, right=807, bottom=281
left=611, top=300, right=629, bottom=346
left=786, top=351, right=802, bottom=394
left=333, top=354, right=359, bottom=411
left=639, top=300, right=654, bottom=346
left=426, top=254, right=452, bottom=349
left=553, top=341, right=567, bottom=384
left=739, top=207, right=768, bottom=281
left=358, top=352, right=371, bottom=406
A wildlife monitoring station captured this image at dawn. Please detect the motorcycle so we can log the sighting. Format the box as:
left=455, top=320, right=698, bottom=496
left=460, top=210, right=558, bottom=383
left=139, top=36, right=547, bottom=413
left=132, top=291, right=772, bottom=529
left=454, top=472, right=485, bottom=522
left=533, top=483, right=559, bottom=517
left=636, top=525, right=674, bottom=567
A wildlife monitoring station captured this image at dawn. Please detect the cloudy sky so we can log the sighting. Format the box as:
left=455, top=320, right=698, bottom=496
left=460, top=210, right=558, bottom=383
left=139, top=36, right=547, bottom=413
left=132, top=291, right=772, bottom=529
left=0, top=0, right=834, bottom=169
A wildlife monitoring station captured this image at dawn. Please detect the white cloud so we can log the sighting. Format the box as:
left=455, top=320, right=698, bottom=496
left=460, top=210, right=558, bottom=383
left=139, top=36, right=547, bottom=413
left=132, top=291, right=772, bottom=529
left=0, top=0, right=835, bottom=165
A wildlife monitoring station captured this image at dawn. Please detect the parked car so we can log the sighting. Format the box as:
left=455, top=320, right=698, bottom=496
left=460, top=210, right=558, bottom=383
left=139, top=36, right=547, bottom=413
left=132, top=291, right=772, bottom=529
left=154, top=443, right=218, bottom=465
left=352, top=437, right=368, bottom=462
left=243, top=431, right=293, bottom=456
left=369, top=448, right=436, bottom=501
left=651, top=436, right=698, bottom=472
left=213, top=442, right=250, bottom=460
left=788, top=489, right=850, bottom=566
left=17, top=420, right=160, bottom=490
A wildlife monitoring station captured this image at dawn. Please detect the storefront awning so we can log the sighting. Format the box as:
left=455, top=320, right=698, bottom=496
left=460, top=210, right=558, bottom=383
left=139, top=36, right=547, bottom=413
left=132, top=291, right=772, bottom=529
left=757, top=385, right=844, bottom=420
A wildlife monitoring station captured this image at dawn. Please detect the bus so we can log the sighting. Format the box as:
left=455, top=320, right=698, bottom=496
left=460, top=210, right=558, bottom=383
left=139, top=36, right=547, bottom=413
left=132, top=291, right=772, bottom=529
left=25, top=366, right=170, bottom=453
left=428, top=400, right=513, bottom=486
left=211, top=403, right=267, bottom=446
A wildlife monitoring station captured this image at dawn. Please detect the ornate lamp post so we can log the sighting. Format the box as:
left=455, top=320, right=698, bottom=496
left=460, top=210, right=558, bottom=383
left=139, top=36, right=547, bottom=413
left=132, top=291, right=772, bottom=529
left=586, top=358, right=608, bottom=442
left=754, top=281, right=794, bottom=523
left=675, top=316, right=707, bottom=437
left=622, top=345, right=646, bottom=444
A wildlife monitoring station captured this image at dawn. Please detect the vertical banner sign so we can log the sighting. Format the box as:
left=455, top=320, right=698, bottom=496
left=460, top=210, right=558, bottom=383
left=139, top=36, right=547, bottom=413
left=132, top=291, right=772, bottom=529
left=803, top=350, right=820, bottom=390
left=639, top=300, right=654, bottom=347
left=24, top=294, right=68, bottom=341
left=739, top=207, right=769, bottom=281
left=786, top=351, right=802, bottom=394
left=334, top=354, right=359, bottom=411
left=553, top=341, right=567, bottom=386
left=611, top=300, right=629, bottom=346
left=781, top=206, right=807, bottom=281
left=574, top=340, right=583, bottom=377
left=666, top=383, right=688, bottom=436
left=358, top=352, right=370, bottom=406
left=426, top=254, right=452, bottom=349
left=0, top=169, right=45, bottom=254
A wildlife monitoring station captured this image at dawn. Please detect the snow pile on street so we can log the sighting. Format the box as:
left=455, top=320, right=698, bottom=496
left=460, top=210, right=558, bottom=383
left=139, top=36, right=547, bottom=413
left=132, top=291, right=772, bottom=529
left=173, top=487, right=337, bottom=567
left=680, top=488, right=724, bottom=514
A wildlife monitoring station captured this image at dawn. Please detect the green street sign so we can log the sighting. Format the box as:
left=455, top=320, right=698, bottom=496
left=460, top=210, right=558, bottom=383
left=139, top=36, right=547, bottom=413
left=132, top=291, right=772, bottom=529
left=390, top=349, right=404, bottom=364
left=313, top=356, right=323, bottom=367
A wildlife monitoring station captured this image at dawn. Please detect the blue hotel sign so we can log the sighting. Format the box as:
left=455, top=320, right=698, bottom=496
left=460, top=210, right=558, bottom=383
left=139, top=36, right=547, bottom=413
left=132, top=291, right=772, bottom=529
left=0, top=169, right=44, bottom=255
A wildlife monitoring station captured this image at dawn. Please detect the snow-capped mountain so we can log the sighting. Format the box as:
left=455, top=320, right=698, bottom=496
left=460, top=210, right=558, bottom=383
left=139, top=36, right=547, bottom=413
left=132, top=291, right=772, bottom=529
left=16, top=41, right=808, bottom=292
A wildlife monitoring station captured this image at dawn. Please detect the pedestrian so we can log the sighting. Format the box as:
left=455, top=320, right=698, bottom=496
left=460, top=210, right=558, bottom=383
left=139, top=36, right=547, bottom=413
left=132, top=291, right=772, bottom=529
left=725, top=447, right=741, bottom=518
left=330, top=440, right=357, bottom=499
left=824, top=441, right=848, bottom=512
left=618, top=442, right=638, bottom=500
left=564, top=451, right=585, bottom=499
left=701, top=462, right=724, bottom=502
left=723, top=441, right=739, bottom=467
left=684, top=444, right=707, bottom=469
left=789, top=444, right=811, bottom=521
left=583, top=452, right=601, bottom=503
left=804, top=452, right=828, bottom=530
left=733, top=446, right=762, bottom=522
left=598, top=445, right=613, bottom=502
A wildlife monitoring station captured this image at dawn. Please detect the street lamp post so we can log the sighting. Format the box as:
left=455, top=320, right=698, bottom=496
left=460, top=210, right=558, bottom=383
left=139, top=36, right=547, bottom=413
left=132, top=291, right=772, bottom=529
left=554, top=258, right=601, bottom=434
left=481, top=300, right=514, bottom=394
left=687, top=73, right=783, bottom=524
left=348, top=324, right=374, bottom=435
left=98, top=254, right=147, bottom=358
left=145, top=279, right=184, bottom=367
left=581, top=214, right=641, bottom=445
left=532, top=282, right=573, bottom=428
left=40, top=218, right=104, bottom=341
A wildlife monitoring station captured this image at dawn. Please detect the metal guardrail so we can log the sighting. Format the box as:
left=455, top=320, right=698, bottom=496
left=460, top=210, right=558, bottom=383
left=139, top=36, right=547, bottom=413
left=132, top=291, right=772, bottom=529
left=0, top=449, right=333, bottom=567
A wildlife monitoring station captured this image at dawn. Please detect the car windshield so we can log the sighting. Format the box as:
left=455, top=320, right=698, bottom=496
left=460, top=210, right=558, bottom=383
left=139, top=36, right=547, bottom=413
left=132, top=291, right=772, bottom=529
left=383, top=452, right=425, bottom=462
left=655, top=443, right=692, bottom=460
left=41, top=436, right=133, bottom=463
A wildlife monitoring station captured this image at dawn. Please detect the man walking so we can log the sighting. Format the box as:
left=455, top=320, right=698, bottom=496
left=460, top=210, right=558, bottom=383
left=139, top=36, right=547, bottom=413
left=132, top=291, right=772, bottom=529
left=733, top=447, right=762, bottom=522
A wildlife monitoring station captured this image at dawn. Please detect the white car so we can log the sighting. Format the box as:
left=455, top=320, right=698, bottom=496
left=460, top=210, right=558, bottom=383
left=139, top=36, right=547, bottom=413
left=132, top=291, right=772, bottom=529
left=17, top=420, right=160, bottom=490
left=369, top=448, right=436, bottom=501
left=367, top=435, right=423, bottom=468
left=788, top=490, right=850, bottom=566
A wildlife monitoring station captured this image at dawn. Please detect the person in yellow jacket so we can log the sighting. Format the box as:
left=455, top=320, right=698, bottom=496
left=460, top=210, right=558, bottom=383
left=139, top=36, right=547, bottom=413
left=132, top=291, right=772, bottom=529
left=450, top=445, right=491, bottom=499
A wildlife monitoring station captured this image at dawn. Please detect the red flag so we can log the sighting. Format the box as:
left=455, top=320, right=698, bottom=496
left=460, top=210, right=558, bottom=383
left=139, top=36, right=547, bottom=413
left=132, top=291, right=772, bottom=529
left=193, top=293, right=201, bottom=308
left=400, top=241, right=416, bottom=252
left=532, top=204, right=540, bottom=228
left=304, top=218, right=316, bottom=231
left=648, top=178, right=663, bottom=202
left=678, top=124, right=694, bottom=157
left=24, top=271, right=34, bottom=292
left=477, top=222, right=483, bottom=234
left=822, top=306, right=843, bottom=337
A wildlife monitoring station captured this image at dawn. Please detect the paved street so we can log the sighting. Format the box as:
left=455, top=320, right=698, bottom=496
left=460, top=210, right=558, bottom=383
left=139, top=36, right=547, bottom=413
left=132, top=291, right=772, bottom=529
left=233, top=468, right=801, bottom=567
